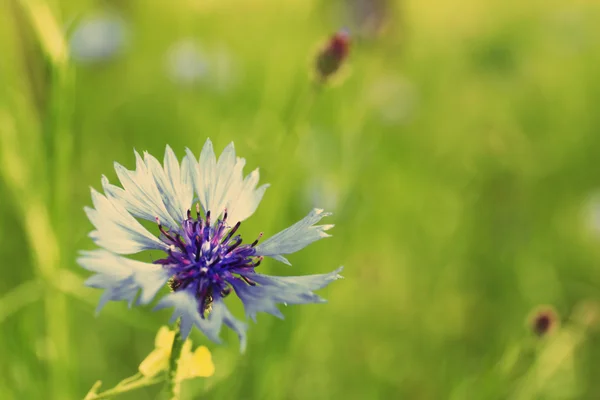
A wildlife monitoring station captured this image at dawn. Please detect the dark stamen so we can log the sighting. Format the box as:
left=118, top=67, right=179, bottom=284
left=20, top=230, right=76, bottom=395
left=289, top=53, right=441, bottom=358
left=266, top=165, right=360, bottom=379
left=221, top=221, right=241, bottom=244
left=251, top=232, right=263, bottom=247
left=208, top=255, right=222, bottom=268
left=241, top=275, right=257, bottom=286
left=175, top=233, right=186, bottom=249
left=157, top=218, right=178, bottom=244
left=195, top=235, right=201, bottom=261
left=226, top=236, right=242, bottom=253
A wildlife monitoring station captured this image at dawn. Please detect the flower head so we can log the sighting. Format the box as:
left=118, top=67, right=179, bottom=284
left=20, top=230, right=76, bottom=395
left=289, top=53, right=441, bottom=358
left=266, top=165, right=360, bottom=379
left=79, top=139, right=342, bottom=351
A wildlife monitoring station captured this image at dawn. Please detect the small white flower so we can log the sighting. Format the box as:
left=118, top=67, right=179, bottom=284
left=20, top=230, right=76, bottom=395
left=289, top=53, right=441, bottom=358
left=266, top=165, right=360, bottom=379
left=69, top=12, right=128, bottom=64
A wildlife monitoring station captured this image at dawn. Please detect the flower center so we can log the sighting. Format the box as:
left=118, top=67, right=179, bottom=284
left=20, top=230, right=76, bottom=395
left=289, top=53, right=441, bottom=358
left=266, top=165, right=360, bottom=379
left=154, top=205, right=263, bottom=317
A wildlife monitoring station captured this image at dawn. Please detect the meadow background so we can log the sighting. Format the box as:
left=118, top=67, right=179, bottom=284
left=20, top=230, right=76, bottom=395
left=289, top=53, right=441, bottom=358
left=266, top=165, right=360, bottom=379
left=2, top=0, right=600, bottom=399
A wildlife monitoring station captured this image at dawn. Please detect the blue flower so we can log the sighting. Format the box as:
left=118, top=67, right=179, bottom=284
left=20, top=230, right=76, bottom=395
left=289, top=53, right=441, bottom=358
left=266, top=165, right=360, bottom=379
left=78, top=139, right=342, bottom=352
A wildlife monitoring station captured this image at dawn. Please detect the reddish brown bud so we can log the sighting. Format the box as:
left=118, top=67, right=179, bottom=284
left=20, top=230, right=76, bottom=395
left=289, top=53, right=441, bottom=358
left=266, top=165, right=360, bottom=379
left=528, top=305, right=560, bottom=337
left=314, top=30, right=351, bottom=82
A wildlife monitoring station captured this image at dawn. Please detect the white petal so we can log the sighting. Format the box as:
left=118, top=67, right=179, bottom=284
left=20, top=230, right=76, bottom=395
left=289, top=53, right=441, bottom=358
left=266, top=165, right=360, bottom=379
left=198, top=139, right=217, bottom=214
left=113, top=151, right=179, bottom=230
left=254, top=208, right=333, bottom=265
left=85, top=188, right=168, bottom=254
left=154, top=291, right=248, bottom=352
left=164, top=145, right=194, bottom=220
left=144, top=151, right=183, bottom=222
left=211, top=142, right=237, bottom=213
left=78, top=250, right=171, bottom=313
left=226, top=168, right=270, bottom=223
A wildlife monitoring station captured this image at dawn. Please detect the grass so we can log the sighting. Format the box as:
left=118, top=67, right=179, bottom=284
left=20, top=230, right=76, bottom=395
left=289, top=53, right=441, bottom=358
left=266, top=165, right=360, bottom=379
left=2, top=0, right=600, bottom=398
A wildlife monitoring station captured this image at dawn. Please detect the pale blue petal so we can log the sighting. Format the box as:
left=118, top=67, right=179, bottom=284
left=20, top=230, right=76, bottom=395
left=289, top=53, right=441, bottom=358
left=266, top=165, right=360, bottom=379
left=85, top=188, right=168, bottom=254
left=198, top=138, right=217, bottom=214
left=210, top=296, right=248, bottom=353
left=78, top=250, right=171, bottom=314
left=187, top=139, right=268, bottom=224
left=154, top=290, right=248, bottom=352
left=154, top=290, right=222, bottom=343
left=164, top=145, right=194, bottom=220
left=254, top=208, right=334, bottom=265
left=226, top=168, right=270, bottom=224
left=229, top=267, right=343, bottom=323
left=211, top=142, right=237, bottom=215
left=143, top=150, right=184, bottom=223
left=112, top=151, right=179, bottom=230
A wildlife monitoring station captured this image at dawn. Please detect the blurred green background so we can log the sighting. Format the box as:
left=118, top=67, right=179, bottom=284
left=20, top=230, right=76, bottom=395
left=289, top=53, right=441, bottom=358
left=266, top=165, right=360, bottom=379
left=2, top=0, right=600, bottom=399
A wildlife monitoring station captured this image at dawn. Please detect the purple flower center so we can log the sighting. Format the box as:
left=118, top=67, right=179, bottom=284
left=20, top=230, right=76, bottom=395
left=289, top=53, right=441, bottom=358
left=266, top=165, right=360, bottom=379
left=154, top=206, right=262, bottom=317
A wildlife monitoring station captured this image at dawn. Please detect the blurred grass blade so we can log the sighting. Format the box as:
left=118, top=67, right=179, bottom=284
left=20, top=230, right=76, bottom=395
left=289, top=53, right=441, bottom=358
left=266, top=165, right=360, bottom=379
left=0, top=280, right=42, bottom=324
left=15, top=0, right=68, bottom=66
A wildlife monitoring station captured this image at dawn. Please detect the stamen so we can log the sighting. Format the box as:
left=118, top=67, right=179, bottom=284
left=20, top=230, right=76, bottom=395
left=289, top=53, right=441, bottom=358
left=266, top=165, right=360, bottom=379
left=220, top=287, right=231, bottom=297
left=195, top=235, right=201, bottom=261
left=226, top=236, right=242, bottom=253
left=196, top=203, right=201, bottom=219
left=205, top=210, right=211, bottom=227
left=175, top=233, right=186, bottom=249
left=251, top=232, right=263, bottom=247
left=187, top=209, right=191, bottom=219
left=221, top=221, right=241, bottom=244
left=223, top=208, right=228, bottom=223
left=208, top=255, right=222, bottom=268
left=253, top=256, right=264, bottom=267
left=241, top=275, right=257, bottom=286
left=157, top=217, right=178, bottom=244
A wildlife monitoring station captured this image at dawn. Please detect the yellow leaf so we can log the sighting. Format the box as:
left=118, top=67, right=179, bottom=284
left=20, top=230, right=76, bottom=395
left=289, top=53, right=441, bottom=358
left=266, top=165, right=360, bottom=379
left=176, top=345, right=215, bottom=381
left=155, top=326, right=176, bottom=349
left=139, top=348, right=169, bottom=377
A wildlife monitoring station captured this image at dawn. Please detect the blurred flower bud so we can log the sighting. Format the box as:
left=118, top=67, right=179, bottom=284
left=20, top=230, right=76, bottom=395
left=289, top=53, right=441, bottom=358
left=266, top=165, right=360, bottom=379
left=528, top=305, right=560, bottom=337
left=68, top=12, right=127, bottom=65
left=314, top=29, right=350, bottom=83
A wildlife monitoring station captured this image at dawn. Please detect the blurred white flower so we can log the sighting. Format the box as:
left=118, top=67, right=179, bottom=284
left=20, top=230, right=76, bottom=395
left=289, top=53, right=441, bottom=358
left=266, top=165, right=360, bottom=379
left=166, top=39, right=238, bottom=91
left=366, top=75, right=417, bottom=125
left=69, top=13, right=128, bottom=64
left=165, top=39, right=209, bottom=86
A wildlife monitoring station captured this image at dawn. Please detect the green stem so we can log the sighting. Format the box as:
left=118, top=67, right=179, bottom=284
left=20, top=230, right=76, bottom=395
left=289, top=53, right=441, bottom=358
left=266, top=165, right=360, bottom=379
left=165, top=320, right=185, bottom=400
left=85, top=376, right=165, bottom=400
